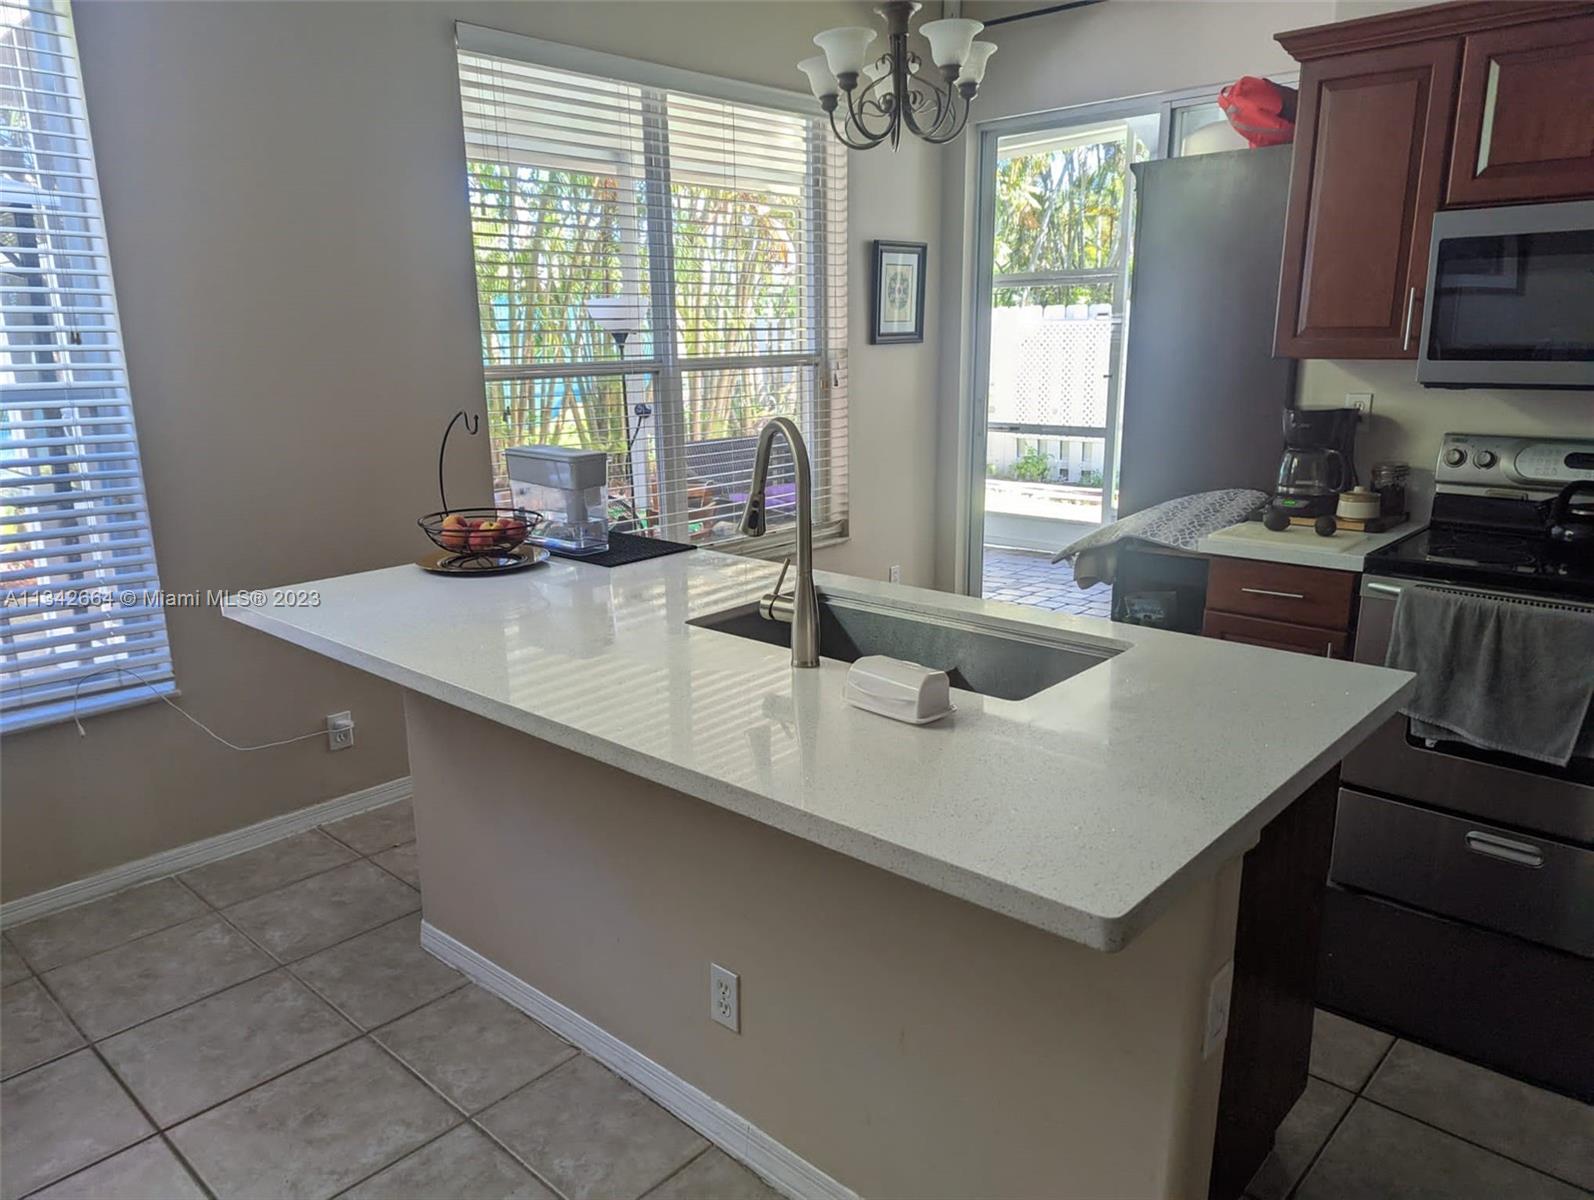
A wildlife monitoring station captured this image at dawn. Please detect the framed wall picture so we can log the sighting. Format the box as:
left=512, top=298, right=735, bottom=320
left=870, top=240, right=927, bottom=344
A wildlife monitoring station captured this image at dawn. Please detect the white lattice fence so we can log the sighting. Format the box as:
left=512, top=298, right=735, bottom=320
left=987, top=307, right=1113, bottom=428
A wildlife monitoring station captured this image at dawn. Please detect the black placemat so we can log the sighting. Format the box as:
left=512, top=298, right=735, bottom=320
left=545, top=529, right=696, bottom=568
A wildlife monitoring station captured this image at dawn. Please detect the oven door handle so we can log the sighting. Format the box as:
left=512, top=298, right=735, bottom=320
left=1364, top=581, right=1404, bottom=597
left=1464, top=830, right=1544, bottom=869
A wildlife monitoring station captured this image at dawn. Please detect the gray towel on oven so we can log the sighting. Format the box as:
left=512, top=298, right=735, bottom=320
left=1386, top=585, right=1594, bottom=767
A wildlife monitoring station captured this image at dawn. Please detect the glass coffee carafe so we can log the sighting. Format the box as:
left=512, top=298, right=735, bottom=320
left=1277, top=445, right=1349, bottom=498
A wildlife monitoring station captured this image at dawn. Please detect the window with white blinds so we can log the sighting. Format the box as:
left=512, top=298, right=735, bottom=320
left=455, top=25, right=848, bottom=547
left=1, top=0, right=172, bottom=733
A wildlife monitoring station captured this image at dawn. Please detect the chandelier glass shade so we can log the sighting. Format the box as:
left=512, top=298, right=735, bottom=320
left=802, top=3, right=996, bottom=150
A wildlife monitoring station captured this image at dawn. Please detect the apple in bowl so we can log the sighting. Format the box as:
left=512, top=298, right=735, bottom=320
left=439, top=513, right=471, bottom=551
left=498, top=516, right=528, bottom=548
left=468, top=519, right=504, bottom=552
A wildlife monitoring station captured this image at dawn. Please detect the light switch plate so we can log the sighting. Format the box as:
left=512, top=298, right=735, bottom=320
left=1202, top=959, right=1234, bottom=1060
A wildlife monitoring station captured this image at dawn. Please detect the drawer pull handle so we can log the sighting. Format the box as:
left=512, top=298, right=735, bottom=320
left=1240, top=587, right=1306, bottom=600
left=1464, top=831, right=1543, bottom=869
left=1403, top=285, right=1419, bottom=351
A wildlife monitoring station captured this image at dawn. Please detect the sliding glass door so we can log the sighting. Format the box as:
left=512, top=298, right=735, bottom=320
left=964, top=89, right=1248, bottom=604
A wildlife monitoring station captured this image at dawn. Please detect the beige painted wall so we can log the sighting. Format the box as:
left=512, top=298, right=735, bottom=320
left=0, top=1, right=942, bottom=901
left=1297, top=364, right=1594, bottom=520
left=409, top=691, right=1242, bottom=1199
left=931, top=0, right=1337, bottom=589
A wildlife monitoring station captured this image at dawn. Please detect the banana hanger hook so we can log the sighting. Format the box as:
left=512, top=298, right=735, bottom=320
left=438, top=410, right=481, bottom=513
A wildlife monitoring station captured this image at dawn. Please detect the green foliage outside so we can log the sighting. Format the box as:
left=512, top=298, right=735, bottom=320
left=467, top=160, right=809, bottom=501
left=991, top=130, right=1147, bottom=309
left=1012, top=450, right=1051, bottom=482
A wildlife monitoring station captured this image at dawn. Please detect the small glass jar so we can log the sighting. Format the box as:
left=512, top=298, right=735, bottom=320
left=1371, top=461, right=1409, bottom=518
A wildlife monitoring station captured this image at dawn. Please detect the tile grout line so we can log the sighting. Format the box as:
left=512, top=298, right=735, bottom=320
left=337, top=1031, right=588, bottom=1198
left=158, top=1130, right=219, bottom=1200
left=5, top=819, right=406, bottom=977
left=1354, top=1092, right=1594, bottom=1194
left=177, top=839, right=367, bottom=910
left=467, top=1113, right=576, bottom=1200
left=1293, top=1034, right=1591, bottom=1200
left=636, top=1144, right=716, bottom=1200
left=5, top=841, right=434, bottom=1098
left=13, top=840, right=430, bottom=1054
left=364, top=1012, right=578, bottom=1124
left=322, top=1117, right=473, bottom=1200
left=1280, top=1090, right=1356, bottom=1200
left=3, top=897, right=208, bottom=979
left=463, top=1054, right=721, bottom=1200
left=1360, top=1035, right=1400, bottom=1095
left=5, top=804, right=409, bottom=959
left=462, top=1056, right=644, bottom=1200
left=8, top=816, right=446, bottom=1197
left=13, top=946, right=218, bottom=1200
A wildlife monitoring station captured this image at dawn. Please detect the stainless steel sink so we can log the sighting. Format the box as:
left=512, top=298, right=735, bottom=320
left=690, top=594, right=1120, bottom=701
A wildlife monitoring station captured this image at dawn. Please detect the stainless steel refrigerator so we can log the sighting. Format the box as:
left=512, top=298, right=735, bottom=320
left=1117, top=144, right=1295, bottom=517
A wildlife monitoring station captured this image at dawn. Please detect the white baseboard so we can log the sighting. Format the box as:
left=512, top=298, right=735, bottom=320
left=1, top=776, right=413, bottom=929
left=421, top=921, right=859, bottom=1200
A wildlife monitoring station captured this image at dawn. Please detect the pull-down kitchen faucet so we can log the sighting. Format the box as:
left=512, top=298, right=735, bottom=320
left=738, top=416, right=819, bottom=668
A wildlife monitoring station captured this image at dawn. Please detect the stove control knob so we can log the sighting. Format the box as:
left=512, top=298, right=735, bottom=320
left=1444, top=447, right=1468, bottom=467
left=1474, top=450, right=1498, bottom=469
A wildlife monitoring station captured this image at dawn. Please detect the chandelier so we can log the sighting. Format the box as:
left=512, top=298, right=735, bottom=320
left=800, top=3, right=996, bottom=150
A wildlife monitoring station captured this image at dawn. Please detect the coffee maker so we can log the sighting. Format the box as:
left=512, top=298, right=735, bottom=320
left=1265, top=408, right=1359, bottom=524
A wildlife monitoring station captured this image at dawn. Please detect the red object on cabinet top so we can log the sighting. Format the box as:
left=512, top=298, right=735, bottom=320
left=1218, top=77, right=1299, bottom=147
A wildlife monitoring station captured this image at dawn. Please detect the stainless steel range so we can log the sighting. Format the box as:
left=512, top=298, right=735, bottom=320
left=1319, top=432, right=1594, bottom=1102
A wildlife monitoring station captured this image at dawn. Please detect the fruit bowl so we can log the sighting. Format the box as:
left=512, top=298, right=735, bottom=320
left=417, top=507, right=541, bottom=561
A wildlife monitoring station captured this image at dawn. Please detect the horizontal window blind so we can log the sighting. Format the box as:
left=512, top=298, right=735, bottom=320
left=456, top=28, right=848, bottom=546
left=1, top=0, right=173, bottom=732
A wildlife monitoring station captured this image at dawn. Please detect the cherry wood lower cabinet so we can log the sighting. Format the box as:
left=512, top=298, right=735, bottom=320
left=1203, top=610, right=1351, bottom=659
left=1203, top=557, right=1358, bottom=659
left=1206, top=557, right=1357, bottom=630
left=1447, top=14, right=1594, bottom=205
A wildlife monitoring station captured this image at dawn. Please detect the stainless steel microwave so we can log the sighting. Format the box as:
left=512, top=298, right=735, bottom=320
left=1417, top=199, right=1594, bottom=390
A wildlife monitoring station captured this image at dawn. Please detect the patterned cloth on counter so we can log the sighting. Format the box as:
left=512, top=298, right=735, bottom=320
left=1051, top=488, right=1267, bottom=588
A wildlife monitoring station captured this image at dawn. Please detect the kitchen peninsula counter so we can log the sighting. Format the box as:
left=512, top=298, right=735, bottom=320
left=225, top=550, right=1411, bottom=1199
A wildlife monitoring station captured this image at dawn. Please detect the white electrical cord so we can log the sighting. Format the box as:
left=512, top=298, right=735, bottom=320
left=70, top=665, right=327, bottom=751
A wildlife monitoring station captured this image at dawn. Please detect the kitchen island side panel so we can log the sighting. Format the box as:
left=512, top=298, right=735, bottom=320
left=404, top=691, right=1242, bottom=1200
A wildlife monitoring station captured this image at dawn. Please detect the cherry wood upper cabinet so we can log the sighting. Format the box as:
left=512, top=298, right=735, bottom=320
left=1274, top=40, right=1458, bottom=359
left=1272, top=1, right=1594, bottom=361
left=1447, top=15, right=1594, bottom=205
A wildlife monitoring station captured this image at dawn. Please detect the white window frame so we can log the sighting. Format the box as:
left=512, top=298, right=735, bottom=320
left=455, top=25, right=848, bottom=553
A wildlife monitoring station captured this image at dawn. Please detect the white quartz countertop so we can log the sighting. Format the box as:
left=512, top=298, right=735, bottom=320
left=223, top=551, right=1412, bottom=952
left=1198, top=520, right=1422, bottom=572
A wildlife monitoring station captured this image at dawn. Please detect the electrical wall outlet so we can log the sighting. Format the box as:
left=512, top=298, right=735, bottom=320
left=887, top=564, right=902, bottom=583
left=1202, top=959, right=1234, bottom=1060
left=710, top=963, right=739, bottom=1032
left=1345, top=392, right=1374, bottom=415
left=326, top=711, right=355, bottom=751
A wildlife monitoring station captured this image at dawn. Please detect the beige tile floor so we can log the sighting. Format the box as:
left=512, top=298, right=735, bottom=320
left=0, top=800, right=775, bottom=1200
left=3, top=798, right=1590, bottom=1199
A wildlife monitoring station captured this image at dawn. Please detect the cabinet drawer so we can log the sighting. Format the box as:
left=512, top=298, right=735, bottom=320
left=1202, top=610, right=1350, bottom=659
left=1206, top=557, right=1357, bottom=629
left=1332, top=787, right=1594, bottom=958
